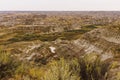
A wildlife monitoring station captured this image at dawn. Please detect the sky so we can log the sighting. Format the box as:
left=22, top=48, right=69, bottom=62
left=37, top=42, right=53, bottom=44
left=0, top=0, right=120, bottom=11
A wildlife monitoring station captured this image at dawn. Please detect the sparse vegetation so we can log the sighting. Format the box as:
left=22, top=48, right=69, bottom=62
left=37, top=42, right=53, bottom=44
left=0, top=12, right=120, bottom=80
left=0, top=49, right=111, bottom=80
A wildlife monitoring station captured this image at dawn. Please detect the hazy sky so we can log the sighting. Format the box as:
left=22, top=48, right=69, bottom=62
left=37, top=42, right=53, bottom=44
left=0, top=0, right=120, bottom=11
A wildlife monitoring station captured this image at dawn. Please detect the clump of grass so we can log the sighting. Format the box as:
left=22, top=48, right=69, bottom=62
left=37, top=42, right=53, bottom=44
left=43, top=58, right=80, bottom=80
left=79, top=54, right=110, bottom=80
left=0, top=49, right=18, bottom=79
left=116, top=72, right=120, bottom=80
left=14, top=62, right=45, bottom=80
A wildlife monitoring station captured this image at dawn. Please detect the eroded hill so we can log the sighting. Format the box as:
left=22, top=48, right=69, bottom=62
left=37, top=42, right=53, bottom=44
left=0, top=11, right=120, bottom=80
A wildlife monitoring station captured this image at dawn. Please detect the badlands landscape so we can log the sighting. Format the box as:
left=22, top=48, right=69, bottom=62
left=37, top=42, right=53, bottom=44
left=0, top=11, right=120, bottom=80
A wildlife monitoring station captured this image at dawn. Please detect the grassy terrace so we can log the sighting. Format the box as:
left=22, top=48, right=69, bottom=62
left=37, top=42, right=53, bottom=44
left=0, top=25, right=98, bottom=45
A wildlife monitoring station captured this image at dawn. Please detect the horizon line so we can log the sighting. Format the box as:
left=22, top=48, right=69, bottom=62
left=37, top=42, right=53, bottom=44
left=0, top=10, right=120, bottom=12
